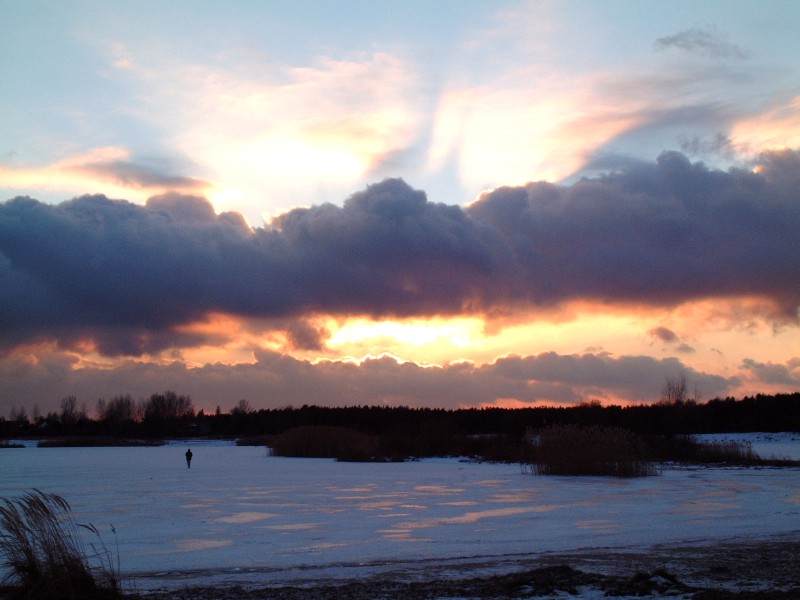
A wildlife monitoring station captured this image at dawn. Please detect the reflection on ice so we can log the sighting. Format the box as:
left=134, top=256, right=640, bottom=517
left=487, top=492, right=538, bottom=503
left=392, top=504, right=561, bottom=534
left=171, top=539, right=232, bottom=552
left=265, top=523, right=318, bottom=531
left=576, top=519, right=618, bottom=532
left=414, top=485, right=466, bottom=494
left=214, top=512, right=278, bottom=524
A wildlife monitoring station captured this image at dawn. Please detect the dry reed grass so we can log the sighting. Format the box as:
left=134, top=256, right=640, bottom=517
left=0, top=490, right=122, bottom=599
left=527, top=425, right=658, bottom=477
left=269, top=426, right=380, bottom=461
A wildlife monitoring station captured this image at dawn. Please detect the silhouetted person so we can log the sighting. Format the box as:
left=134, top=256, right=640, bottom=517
left=185, top=448, right=193, bottom=469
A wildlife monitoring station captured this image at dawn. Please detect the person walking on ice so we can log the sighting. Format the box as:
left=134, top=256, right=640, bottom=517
left=185, top=448, right=193, bottom=469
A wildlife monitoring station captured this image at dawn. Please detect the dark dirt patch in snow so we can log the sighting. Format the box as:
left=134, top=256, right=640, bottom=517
left=136, top=535, right=800, bottom=599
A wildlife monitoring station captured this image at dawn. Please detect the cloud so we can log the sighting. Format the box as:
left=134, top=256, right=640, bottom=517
left=111, top=48, right=426, bottom=219
left=0, top=347, right=735, bottom=416
left=654, top=28, right=748, bottom=60
left=740, top=358, right=800, bottom=387
left=427, top=83, right=645, bottom=190
left=730, top=96, right=800, bottom=154
left=486, top=352, right=730, bottom=404
left=647, top=327, right=694, bottom=354
left=0, top=147, right=214, bottom=205
left=649, top=327, right=678, bottom=344
left=285, top=319, right=329, bottom=352
left=426, top=17, right=767, bottom=192
left=2, top=150, right=800, bottom=355
left=146, top=193, right=219, bottom=223
left=678, top=133, right=736, bottom=160
left=469, top=149, right=800, bottom=313
left=70, top=158, right=210, bottom=192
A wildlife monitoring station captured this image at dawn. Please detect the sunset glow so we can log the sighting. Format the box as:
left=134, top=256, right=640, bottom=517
left=2, top=1, right=800, bottom=415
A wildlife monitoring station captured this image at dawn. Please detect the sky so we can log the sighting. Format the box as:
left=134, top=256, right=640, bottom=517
left=2, top=0, right=800, bottom=417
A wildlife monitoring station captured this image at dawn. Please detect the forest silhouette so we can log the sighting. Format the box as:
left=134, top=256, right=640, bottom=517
left=3, top=392, right=798, bottom=463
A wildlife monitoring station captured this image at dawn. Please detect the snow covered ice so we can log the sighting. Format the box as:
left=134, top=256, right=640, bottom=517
left=1, top=433, right=798, bottom=592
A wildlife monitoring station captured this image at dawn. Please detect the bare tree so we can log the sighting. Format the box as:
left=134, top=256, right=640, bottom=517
left=9, top=405, right=28, bottom=424
left=143, top=391, right=194, bottom=421
left=97, top=394, right=141, bottom=424
left=60, top=396, right=79, bottom=425
left=660, top=374, right=688, bottom=405
left=231, top=399, right=252, bottom=415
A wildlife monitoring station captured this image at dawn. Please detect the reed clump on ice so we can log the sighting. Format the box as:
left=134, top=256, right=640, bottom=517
left=527, top=424, right=659, bottom=477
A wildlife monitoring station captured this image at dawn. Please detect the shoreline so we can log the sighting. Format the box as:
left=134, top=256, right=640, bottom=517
left=135, top=533, right=800, bottom=599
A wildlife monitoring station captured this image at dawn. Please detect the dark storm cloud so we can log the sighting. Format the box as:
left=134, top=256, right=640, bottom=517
left=0, top=192, right=253, bottom=354
left=469, top=150, right=800, bottom=314
left=1, top=150, right=800, bottom=354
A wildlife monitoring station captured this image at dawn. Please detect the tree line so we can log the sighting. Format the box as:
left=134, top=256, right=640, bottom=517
left=2, top=391, right=799, bottom=441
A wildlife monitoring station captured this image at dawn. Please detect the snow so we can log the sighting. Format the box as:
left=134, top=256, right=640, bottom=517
left=1, top=433, right=799, bottom=593
left=696, top=431, right=800, bottom=461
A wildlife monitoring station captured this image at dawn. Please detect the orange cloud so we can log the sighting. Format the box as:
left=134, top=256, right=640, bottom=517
left=0, top=146, right=214, bottom=203
left=731, top=97, right=800, bottom=153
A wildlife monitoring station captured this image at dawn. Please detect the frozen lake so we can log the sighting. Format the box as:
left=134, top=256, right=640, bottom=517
left=1, top=434, right=799, bottom=592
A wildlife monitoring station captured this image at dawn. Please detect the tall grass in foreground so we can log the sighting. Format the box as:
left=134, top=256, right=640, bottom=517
left=527, top=425, right=659, bottom=477
left=0, top=490, right=123, bottom=599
